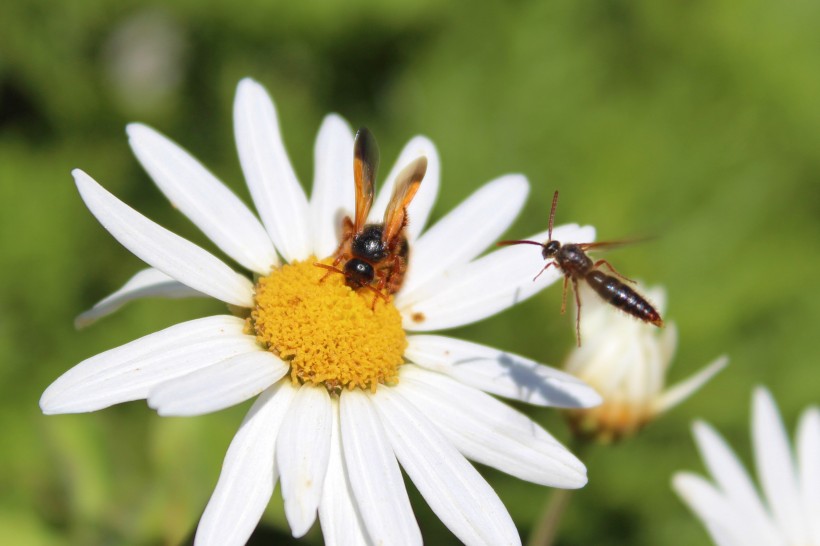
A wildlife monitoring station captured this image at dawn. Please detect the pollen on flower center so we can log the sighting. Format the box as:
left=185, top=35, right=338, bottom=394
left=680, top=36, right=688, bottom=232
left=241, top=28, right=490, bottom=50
left=250, top=258, right=407, bottom=393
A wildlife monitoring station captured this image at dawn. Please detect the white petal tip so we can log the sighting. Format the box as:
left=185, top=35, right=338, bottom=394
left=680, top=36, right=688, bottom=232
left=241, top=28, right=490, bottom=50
left=73, top=314, right=93, bottom=329
left=125, top=122, right=148, bottom=136
left=39, top=392, right=73, bottom=415
left=580, top=388, right=604, bottom=408
left=237, top=77, right=264, bottom=96
left=285, top=509, right=316, bottom=539
left=654, top=355, right=729, bottom=414
left=72, top=168, right=90, bottom=183
left=565, top=475, right=589, bottom=489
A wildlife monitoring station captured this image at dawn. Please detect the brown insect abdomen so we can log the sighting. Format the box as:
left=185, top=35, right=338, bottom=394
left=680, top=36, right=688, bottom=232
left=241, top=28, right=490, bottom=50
left=585, top=270, right=663, bottom=327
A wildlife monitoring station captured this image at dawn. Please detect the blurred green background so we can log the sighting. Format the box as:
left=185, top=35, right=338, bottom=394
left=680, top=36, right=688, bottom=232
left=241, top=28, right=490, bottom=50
left=2, top=0, right=819, bottom=544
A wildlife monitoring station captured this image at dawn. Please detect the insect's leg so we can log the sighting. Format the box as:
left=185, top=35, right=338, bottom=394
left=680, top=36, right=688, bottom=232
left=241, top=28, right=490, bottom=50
left=560, top=275, right=569, bottom=314
left=327, top=217, right=355, bottom=266
left=385, top=254, right=405, bottom=293
left=593, top=259, right=635, bottom=284
left=367, top=283, right=389, bottom=310
left=572, top=277, right=583, bottom=346
left=533, top=261, right=557, bottom=282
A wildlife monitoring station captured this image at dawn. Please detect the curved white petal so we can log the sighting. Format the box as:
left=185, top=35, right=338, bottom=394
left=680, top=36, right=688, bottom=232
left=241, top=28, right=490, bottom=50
left=127, top=123, right=278, bottom=274
left=753, top=387, right=809, bottom=545
left=654, top=355, right=728, bottom=414
left=405, top=335, right=601, bottom=408
left=148, top=351, right=289, bottom=416
left=373, top=387, right=521, bottom=546
left=40, top=316, right=256, bottom=414
left=399, top=224, right=595, bottom=331
left=369, top=136, right=440, bottom=241
left=797, top=408, right=820, bottom=544
left=319, top=398, right=370, bottom=546
left=276, top=385, right=332, bottom=538
left=234, top=78, right=311, bottom=262
left=74, top=170, right=254, bottom=307
left=196, top=382, right=297, bottom=546
left=340, top=390, right=421, bottom=546
left=397, top=366, right=586, bottom=488
left=690, top=421, right=780, bottom=542
left=398, top=175, right=529, bottom=300
left=310, top=114, right=355, bottom=259
left=672, top=472, right=760, bottom=546
left=75, top=268, right=206, bottom=329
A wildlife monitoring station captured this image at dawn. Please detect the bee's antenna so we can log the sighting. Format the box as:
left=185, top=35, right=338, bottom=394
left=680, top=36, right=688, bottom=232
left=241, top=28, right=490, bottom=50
left=548, top=190, right=559, bottom=242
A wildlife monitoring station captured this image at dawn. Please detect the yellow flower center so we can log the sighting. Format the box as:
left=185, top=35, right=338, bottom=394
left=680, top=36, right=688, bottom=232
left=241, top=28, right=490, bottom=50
left=250, top=258, right=407, bottom=393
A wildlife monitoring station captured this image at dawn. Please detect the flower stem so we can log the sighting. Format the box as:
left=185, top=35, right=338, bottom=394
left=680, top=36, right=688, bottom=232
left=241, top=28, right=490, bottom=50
left=527, top=488, right=574, bottom=546
left=527, top=437, right=591, bottom=546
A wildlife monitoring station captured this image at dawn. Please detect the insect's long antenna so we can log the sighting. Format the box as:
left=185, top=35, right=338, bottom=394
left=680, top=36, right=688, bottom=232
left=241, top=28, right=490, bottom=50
left=314, top=262, right=346, bottom=278
left=548, top=190, right=559, bottom=242
left=497, top=240, right=545, bottom=248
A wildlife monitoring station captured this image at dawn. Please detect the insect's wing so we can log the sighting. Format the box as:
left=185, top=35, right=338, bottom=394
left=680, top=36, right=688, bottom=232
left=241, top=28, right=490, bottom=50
left=353, top=127, right=379, bottom=232
left=382, top=156, right=427, bottom=247
left=576, top=237, right=654, bottom=252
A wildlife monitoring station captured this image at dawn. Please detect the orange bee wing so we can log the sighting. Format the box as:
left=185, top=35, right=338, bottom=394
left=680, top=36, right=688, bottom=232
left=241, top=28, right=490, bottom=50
left=353, top=127, right=379, bottom=232
left=381, top=156, right=427, bottom=248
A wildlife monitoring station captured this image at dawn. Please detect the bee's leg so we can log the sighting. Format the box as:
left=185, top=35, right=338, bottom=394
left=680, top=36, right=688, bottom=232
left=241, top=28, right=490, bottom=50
left=368, top=277, right=389, bottom=310
left=327, top=217, right=355, bottom=267
left=385, top=254, right=405, bottom=294
left=593, top=259, right=635, bottom=284
left=560, top=274, right=569, bottom=314
left=533, top=261, right=558, bottom=282
left=572, top=277, right=583, bottom=346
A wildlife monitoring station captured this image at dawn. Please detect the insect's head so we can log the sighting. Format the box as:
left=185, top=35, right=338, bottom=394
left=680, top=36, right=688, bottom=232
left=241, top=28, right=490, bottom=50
left=542, top=239, right=561, bottom=259
left=344, top=258, right=375, bottom=287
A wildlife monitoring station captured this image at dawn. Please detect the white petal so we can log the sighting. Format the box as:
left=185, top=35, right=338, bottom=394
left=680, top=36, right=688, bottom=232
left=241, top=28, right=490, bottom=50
left=672, top=472, right=761, bottom=546
left=148, top=351, right=288, bottom=416
left=399, top=224, right=595, bottom=331
left=319, top=398, right=370, bottom=546
left=397, top=366, right=586, bottom=488
left=310, top=114, right=356, bottom=259
left=797, top=408, right=820, bottom=544
left=690, top=421, right=780, bottom=542
left=234, top=78, right=311, bottom=262
left=753, top=387, right=809, bottom=545
left=276, top=385, right=332, bottom=538
left=373, top=387, right=521, bottom=546
left=653, top=355, right=728, bottom=414
left=127, top=123, right=278, bottom=274
left=405, top=335, right=601, bottom=408
left=398, top=175, right=529, bottom=300
left=75, top=268, right=206, bottom=329
left=196, top=382, right=297, bottom=546
left=74, top=170, right=254, bottom=307
left=340, top=390, right=421, bottom=546
left=369, top=136, right=440, bottom=241
left=40, top=316, right=256, bottom=414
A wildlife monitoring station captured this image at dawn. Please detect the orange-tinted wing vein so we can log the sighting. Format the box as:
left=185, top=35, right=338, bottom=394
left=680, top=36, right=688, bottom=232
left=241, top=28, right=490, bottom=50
left=353, top=127, right=379, bottom=232
left=382, top=156, right=427, bottom=248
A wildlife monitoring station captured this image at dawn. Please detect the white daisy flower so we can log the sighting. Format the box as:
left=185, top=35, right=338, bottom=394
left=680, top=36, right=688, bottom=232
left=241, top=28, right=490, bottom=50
left=40, top=78, right=603, bottom=546
left=563, top=284, right=727, bottom=442
left=673, top=387, right=820, bottom=546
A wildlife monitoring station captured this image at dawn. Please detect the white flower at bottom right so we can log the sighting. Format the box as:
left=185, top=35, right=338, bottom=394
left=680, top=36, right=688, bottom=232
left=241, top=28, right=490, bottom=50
left=673, top=387, right=820, bottom=546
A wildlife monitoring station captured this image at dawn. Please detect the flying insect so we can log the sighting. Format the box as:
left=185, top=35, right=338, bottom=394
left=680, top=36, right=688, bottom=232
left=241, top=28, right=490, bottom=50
left=499, top=190, right=663, bottom=345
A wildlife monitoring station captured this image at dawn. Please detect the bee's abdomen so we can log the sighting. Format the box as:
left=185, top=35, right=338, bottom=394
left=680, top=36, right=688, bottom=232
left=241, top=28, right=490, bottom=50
left=585, top=270, right=663, bottom=327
